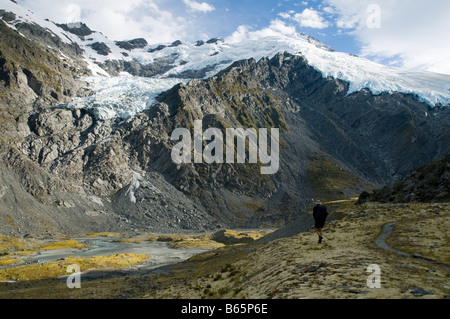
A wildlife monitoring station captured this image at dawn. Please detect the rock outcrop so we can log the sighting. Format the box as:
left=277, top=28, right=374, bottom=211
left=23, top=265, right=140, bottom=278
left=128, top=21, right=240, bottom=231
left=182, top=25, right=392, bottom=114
left=0, top=18, right=91, bottom=143
left=358, top=152, right=450, bottom=203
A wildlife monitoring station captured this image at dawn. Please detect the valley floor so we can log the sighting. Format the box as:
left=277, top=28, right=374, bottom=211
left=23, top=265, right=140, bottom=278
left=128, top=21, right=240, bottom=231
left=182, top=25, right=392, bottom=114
left=0, top=201, right=448, bottom=299
left=141, top=201, right=449, bottom=299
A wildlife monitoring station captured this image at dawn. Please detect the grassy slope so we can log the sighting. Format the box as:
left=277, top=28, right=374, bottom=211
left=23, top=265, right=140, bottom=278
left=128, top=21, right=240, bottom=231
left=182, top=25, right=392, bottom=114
left=0, top=201, right=448, bottom=299
left=305, top=152, right=378, bottom=203
left=141, top=201, right=448, bottom=299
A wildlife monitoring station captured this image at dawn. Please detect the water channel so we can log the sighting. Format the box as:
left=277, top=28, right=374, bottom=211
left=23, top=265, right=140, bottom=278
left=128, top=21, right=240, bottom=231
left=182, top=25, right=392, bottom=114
left=1, top=236, right=213, bottom=279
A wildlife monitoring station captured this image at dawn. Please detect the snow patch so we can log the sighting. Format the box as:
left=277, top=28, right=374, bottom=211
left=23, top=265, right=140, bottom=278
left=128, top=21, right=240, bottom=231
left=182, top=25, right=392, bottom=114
left=89, top=195, right=104, bottom=206
left=2, top=0, right=449, bottom=115
left=125, top=34, right=450, bottom=108
left=125, top=171, right=144, bottom=204
left=0, top=0, right=73, bottom=44
left=65, top=34, right=450, bottom=120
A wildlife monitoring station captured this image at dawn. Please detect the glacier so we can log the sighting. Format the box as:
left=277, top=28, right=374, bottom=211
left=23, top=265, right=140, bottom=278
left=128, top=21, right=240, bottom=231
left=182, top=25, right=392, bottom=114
left=1, top=0, right=450, bottom=120
left=66, top=75, right=188, bottom=120
left=150, top=34, right=450, bottom=108
left=70, top=34, right=450, bottom=119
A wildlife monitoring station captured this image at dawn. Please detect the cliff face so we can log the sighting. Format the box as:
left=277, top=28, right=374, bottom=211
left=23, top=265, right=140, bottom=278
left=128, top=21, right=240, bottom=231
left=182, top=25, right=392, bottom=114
left=1, top=5, right=449, bottom=236
left=125, top=52, right=449, bottom=227
left=0, top=18, right=92, bottom=143
left=359, top=152, right=450, bottom=204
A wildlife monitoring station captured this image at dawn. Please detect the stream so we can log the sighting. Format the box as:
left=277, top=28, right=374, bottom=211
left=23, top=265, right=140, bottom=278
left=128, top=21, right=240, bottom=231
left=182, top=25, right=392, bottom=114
left=1, top=236, right=213, bottom=279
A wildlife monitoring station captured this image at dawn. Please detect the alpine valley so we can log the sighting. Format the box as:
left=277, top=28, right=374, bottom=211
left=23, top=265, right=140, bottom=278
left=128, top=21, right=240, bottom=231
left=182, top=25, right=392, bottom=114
left=1, top=0, right=449, bottom=237
left=1, top=0, right=450, bottom=301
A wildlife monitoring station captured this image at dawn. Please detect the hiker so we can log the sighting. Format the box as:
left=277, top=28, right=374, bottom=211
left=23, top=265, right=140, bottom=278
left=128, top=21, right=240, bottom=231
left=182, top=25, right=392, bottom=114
left=313, top=201, right=328, bottom=244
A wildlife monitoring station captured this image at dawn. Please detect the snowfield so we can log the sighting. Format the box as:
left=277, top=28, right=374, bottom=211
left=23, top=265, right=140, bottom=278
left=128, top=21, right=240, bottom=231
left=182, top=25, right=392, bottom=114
left=71, top=34, right=450, bottom=119
left=1, top=0, right=450, bottom=120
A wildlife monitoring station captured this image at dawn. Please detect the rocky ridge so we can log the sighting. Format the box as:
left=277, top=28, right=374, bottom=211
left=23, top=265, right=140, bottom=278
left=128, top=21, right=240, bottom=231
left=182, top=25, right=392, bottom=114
left=358, top=152, right=450, bottom=204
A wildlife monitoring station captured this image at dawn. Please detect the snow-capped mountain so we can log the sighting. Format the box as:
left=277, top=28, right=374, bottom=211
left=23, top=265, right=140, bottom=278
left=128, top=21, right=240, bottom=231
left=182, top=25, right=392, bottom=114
left=1, top=0, right=449, bottom=120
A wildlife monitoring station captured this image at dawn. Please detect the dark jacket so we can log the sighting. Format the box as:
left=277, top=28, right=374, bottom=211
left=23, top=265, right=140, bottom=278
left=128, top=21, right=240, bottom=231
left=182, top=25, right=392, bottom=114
left=313, top=204, right=328, bottom=228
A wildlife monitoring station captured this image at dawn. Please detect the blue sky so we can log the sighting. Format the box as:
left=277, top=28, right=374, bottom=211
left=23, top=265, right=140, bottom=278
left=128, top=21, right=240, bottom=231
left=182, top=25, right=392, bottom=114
left=16, top=0, right=450, bottom=74
left=148, top=0, right=362, bottom=55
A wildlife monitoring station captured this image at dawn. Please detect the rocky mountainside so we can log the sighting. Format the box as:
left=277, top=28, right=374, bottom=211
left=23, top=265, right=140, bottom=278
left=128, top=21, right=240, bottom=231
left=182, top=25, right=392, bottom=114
left=1, top=0, right=450, bottom=237
left=137, top=53, right=449, bottom=224
left=358, top=152, right=450, bottom=204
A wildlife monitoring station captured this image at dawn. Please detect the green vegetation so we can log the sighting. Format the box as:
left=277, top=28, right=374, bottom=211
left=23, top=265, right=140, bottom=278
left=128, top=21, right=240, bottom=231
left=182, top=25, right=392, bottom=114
left=305, top=152, right=369, bottom=202
left=208, top=76, right=288, bottom=131
left=0, top=21, right=66, bottom=93
left=243, top=201, right=265, bottom=213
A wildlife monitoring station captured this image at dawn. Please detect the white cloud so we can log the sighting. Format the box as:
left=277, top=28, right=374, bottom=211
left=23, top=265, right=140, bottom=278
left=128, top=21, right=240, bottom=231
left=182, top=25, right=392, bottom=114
left=280, top=8, right=330, bottom=29
left=295, top=8, right=330, bottom=28
left=322, top=6, right=335, bottom=14
left=226, top=19, right=297, bottom=44
left=278, top=12, right=291, bottom=19
left=325, top=0, right=450, bottom=74
left=182, top=0, right=215, bottom=13
left=17, top=0, right=186, bottom=43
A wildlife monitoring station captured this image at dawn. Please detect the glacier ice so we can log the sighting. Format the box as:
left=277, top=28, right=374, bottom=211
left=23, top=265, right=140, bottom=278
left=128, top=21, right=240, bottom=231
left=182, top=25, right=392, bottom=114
left=70, top=34, right=450, bottom=120
left=67, top=74, right=187, bottom=120
left=2, top=0, right=449, bottom=119
left=75, top=34, right=450, bottom=120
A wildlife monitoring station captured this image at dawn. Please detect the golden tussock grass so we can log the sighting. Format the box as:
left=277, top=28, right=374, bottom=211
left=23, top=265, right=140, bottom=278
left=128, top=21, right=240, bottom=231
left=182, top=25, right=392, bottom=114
left=0, top=253, right=150, bottom=282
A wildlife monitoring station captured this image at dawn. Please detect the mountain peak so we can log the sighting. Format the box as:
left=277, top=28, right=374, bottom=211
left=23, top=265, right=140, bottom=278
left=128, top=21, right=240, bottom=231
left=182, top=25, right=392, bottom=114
left=1, top=0, right=450, bottom=110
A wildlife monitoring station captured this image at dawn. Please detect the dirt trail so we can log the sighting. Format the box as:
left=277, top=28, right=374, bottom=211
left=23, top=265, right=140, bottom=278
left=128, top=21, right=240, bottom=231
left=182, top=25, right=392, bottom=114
left=375, top=223, right=409, bottom=256
left=375, top=222, right=450, bottom=271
